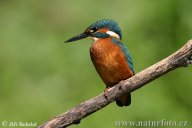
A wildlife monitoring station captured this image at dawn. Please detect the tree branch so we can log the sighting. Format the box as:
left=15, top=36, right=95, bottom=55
left=39, top=40, right=192, bottom=128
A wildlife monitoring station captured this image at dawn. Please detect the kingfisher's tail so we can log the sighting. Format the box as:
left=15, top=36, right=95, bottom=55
left=116, top=93, right=131, bottom=107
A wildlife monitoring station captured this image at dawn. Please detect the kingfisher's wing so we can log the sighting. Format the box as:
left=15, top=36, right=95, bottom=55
left=112, top=38, right=135, bottom=74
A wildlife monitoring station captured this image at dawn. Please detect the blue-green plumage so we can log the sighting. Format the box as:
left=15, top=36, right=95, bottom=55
left=112, top=38, right=135, bottom=74
left=86, top=20, right=134, bottom=73
left=93, top=32, right=109, bottom=38
left=87, top=19, right=122, bottom=40
left=65, top=19, right=135, bottom=107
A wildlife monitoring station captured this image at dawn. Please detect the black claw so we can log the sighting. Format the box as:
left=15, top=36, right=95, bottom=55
left=118, top=85, right=122, bottom=90
left=104, top=93, right=108, bottom=99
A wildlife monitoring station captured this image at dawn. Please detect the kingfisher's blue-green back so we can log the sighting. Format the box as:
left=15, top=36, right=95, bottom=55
left=112, top=37, right=135, bottom=74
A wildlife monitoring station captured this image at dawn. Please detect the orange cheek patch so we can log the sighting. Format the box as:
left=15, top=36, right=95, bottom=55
left=97, top=28, right=109, bottom=33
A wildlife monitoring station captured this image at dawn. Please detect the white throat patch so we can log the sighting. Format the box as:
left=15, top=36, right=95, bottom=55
left=89, top=37, right=99, bottom=42
left=106, top=31, right=120, bottom=39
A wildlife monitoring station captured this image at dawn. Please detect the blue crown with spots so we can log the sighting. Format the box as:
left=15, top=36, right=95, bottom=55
left=88, top=19, right=122, bottom=40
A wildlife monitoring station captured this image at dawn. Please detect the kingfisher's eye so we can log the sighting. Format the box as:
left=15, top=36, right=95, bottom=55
left=84, top=27, right=98, bottom=35
left=89, top=27, right=98, bottom=33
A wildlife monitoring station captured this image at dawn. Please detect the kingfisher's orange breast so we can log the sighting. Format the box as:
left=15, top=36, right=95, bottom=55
left=90, top=38, right=133, bottom=87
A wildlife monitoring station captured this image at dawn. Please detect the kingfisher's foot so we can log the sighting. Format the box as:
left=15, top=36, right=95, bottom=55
left=104, top=87, right=110, bottom=99
left=118, top=80, right=125, bottom=90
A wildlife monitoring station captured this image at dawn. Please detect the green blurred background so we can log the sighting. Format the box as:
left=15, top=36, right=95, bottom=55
left=0, top=0, right=191, bottom=128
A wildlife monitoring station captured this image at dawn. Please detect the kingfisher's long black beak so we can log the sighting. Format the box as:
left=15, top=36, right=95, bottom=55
left=65, top=33, right=88, bottom=43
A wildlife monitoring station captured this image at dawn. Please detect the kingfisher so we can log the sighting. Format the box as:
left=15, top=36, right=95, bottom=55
left=65, top=19, right=135, bottom=107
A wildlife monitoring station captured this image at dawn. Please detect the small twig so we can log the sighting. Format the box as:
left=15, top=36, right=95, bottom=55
left=39, top=40, right=192, bottom=128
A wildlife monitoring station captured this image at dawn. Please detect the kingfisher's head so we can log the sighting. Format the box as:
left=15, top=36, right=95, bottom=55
left=65, top=19, right=122, bottom=43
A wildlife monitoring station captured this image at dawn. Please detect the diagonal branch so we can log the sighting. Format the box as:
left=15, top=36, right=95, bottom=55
left=39, top=40, right=192, bottom=128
